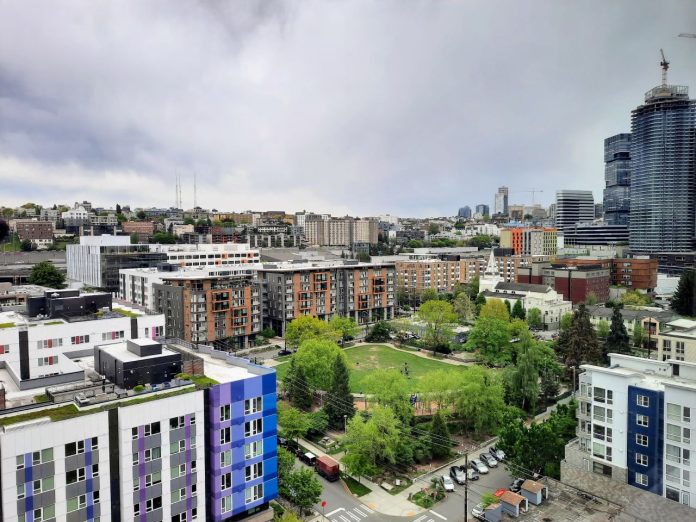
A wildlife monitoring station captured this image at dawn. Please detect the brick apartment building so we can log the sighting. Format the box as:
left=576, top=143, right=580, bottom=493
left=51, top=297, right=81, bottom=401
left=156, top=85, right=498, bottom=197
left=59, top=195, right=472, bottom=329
left=121, top=220, right=155, bottom=242
left=152, top=269, right=261, bottom=350
left=258, top=260, right=395, bottom=334
left=518, top=262, right=610, bottom=304
left=554, top=257, right=658, bottom=292
left=15, top=220, right=54, bottom=248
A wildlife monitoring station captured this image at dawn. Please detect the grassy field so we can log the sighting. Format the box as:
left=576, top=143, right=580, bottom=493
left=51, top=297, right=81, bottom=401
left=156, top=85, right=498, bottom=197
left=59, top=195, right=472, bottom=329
left=274, top=344, right=467, bottom=392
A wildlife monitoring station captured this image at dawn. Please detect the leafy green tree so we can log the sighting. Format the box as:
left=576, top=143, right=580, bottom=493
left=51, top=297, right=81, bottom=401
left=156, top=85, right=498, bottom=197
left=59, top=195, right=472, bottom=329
left=28, top=261, right=65, bottom=288
left=527, top=307, right=543, bottom=330
left=466, top=276, right=480, bottom=300
left=632, top=320, right=647, bottom=349
left=511, top=299, right=526, bottom=320
left=365, top=320, right=392, bottom=342
left=452, top=292, right=475, bottom=323
left=292, top=339, right=346, bottom=392
left=136, top=210, right=146, bottom=220
left=465, top=317, right=512, bottom=365
left=417, top=300, right=457, bottom=354
left=479, top=298, right=510, bottom=322
left=556, top=304, right=602, bottom=372
left=342, top=415, right=377, bottom=480
left=604, top=305, right=631, bottom=360
left=363, top=368, right=412, bottom=423
left=151, top=231, right=177, bottom=244
left=454, top=366, right=507, bottom=437
left=325, top=355, right=355, bottom=429
left=474, top=293, right=486, bottom=316
left=420, top=288, right=439, bottom=304
left=503, top=347, right=539, bottom=412
left=430, top=411, right=451, bottom=459
left=280, top=468, right=323, bottom=513
left=671, top=269, right=695, bottom=316
left=343, top=406, right=402, bottom=479
left=621, top=290, right=651, bottom=307
left=260, top=327, right=276, bottom=339
left=277, top=447, right=295, bottom=482
left=20, top=239, right=33, bottom=252
left=278, top=406, right=310, bottom=443
left=329, top=316, right=360, bottom=345
left=277, top=510, right=303, bottom=522
left=504, top=299, right=512, bottom=317
left=428, top=223, right=440, bottom=235
left=307, top=409, right=329, bottom=437
left=285, top=359, right=313, bottom=410
left=596, top=319, right=610, bottom=340
left=585, top=291, right=598, bottom=305
left=468, top=234, right=495, bottom=248
left=560, top=312, right=573, bottom=332
left=285, top=316, right=339, bottom=350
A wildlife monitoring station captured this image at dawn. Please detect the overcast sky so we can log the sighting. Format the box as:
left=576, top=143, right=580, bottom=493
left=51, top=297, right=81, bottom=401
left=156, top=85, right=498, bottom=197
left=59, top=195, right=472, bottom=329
left=1, top=1, right=695, bottom=217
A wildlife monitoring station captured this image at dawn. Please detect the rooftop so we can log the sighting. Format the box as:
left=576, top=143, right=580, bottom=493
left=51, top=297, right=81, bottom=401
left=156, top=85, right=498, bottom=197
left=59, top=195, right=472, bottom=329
left=260, top=259, right=395, bottom=271
left=495, top=281, right=551, bottom=294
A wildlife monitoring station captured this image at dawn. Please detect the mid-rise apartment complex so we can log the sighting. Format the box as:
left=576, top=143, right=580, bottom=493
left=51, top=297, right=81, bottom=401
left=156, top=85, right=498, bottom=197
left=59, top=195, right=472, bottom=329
left=499, top=228, right=557, bottom=256
left=258, top=260, right=395, bottom=334
left=304, top=216, right=378, bottom=246
left=562, top=354, right=696, bottom=518
left=0, top=341, right=278, bottom=522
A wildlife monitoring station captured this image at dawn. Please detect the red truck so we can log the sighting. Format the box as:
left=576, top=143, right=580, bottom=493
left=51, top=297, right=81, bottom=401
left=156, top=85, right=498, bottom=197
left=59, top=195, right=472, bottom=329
left=316, top=455, right=340, bottom=482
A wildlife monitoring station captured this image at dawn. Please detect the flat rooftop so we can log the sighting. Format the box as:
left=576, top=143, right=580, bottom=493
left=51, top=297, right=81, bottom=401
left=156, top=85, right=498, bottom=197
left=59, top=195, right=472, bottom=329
left=97, top=340, right=177, bottom=363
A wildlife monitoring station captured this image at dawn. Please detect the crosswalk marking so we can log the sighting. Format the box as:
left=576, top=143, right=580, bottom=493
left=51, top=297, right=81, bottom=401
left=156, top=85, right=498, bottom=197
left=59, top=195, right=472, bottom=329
left=346, top=511, right=360, bottom=521
left=429, top=510, right=447, bottom=521
left=339, top=515, right=351, bottom=522
left=361, top=505, right=374, bottom=514
left=413, top=515, right=428, bottom=522
left=354, top=508, right=366, bottom=517
left=326, top=508, right=344, bottom=517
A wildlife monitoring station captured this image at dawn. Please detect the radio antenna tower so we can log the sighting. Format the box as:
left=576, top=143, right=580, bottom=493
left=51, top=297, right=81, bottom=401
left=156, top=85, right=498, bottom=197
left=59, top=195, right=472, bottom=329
left=193, top=173, right=198, bottom=209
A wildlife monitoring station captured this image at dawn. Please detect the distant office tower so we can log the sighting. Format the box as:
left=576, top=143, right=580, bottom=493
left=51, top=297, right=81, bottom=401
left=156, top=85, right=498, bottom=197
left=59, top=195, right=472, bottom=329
left=458, top=206, right=472, bottom=219
left=555, top=190, right=595, bottom=231
left=630, top=76, right=696, bottom=252
left=475, top=204, right=490, bottom=217
left=494, top=186, right=509, bottom=216
left=603, top=133, right=632, bottom=226
left=594, top=203, right=604, bottom=219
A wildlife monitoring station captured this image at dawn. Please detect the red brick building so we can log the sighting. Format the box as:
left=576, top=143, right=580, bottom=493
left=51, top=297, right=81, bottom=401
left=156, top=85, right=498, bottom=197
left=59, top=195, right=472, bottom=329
left=122, top=221, right=155, bottom=242
left=518, top=262, right=610, bottom=304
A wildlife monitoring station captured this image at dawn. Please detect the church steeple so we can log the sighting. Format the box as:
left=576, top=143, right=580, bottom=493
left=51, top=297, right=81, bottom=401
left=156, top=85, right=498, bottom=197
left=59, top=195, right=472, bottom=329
left=479, top=249, right=503, bottom=293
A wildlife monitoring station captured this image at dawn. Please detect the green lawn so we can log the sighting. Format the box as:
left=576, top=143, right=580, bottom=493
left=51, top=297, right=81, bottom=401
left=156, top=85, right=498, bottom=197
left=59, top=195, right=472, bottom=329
left=274, top=344, right=467, bottom=392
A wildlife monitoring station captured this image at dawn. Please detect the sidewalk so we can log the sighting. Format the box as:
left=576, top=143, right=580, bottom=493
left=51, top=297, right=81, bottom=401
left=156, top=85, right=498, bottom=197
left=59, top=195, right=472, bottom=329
left=300, top=438, right=423, bottom=517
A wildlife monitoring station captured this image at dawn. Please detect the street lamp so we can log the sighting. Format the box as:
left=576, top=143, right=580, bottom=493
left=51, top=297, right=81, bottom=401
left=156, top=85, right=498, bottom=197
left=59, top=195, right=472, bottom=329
left=343, top=414, right=347, bottom=432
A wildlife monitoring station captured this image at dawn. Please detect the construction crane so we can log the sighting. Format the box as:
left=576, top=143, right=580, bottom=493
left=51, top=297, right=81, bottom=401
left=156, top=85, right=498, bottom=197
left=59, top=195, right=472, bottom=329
left=510, top=188, right=544, bottom=205
left=660, top=48, right=669, bottom=86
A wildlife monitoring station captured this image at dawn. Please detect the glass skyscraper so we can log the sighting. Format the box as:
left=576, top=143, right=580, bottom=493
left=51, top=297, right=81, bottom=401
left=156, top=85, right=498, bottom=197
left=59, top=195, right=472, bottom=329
left=603, top=133, right=631, bottom=226
left=629, top=84, right=696, bottom=252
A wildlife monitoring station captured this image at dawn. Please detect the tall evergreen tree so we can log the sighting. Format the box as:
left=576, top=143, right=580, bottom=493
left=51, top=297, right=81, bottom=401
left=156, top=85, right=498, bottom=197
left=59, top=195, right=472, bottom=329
left=504, top=299, right=512, bottom=317
left=326, top=355, right=355, bottom=429
left=286, top=359, right=313, bottom=411
left=671, top=269, right=695, bottom=316
left=605, top=305, right=631, bottom=360
left=512, top=299, right=526, bottom=320
left=430, top=411, right=451, bottom=459
left=556, top=304, right=602, bottom=373
left=474, top=293, right=486, bottom=316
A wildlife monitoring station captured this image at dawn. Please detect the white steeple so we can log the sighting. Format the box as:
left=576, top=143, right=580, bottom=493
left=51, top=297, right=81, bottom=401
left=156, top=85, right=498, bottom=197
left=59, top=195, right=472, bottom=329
left=479, top=250, right=503, bottom=293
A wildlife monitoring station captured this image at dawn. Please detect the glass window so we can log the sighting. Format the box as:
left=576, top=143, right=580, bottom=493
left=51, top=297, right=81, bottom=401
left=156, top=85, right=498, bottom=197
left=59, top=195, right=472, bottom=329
left=668, top=403, right=681, bottom=421
left=635, top=453, right=648, bottom=466
left=637, top=414, right=649, bottom=427
left=636, top=434, right=648, bottom=446
left=245, top=483, right=264, bottom=504
left=220, top=450, right=232, bottom=467
left=637, top=395, right=649, bottom=407
left=220, top=405, right=231, bottom=422
left=635, top=472, right=648, bottom=486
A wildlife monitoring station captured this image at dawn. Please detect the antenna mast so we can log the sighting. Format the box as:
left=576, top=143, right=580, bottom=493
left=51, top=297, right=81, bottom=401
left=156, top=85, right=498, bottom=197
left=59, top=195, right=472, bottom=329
left=660, top=48, right=669, bottom=86
left=194, top=173, right=198, bottom=209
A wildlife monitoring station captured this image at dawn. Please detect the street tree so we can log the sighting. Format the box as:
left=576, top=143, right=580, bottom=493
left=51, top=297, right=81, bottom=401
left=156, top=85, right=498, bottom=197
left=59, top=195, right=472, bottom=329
left=417, top=300, right=457, bottom=355
left=363, top=368, right=412, bottom=423
left=454, top=366, right=507, bottom=437
left=285, top=316, right=339, bottom=350
left=343, top=406, right=401, bottom=479
left=479, top=298, right=510, bottom=322
left=278, top=406, right=310, bottom=443
left=527, top=308, right=543, bottom=330
left=325, top=355, right=355, bottom=429
left=365, top=320, right=392, bottom=342
left=632, top=321, right=647, bottom=350
left=503, top=348, right=539, bottom=412
left=284, top=359, right=313, bottom=410
left=511, top=299, right=526, bottom=320
left=280, top=468, right=323, bottom=514
left=671, top=269, right=695, bottom=316
left=605, top=305, right=631, bottom=357
left=465, top=317, right=512, bottom=365
left=28, top=261, right=65, bottom=288
left=430, top=411, right=452, bottom=459
left=277, top=447, right=295, bottom=482
left=329, top=316, right=360, bottom=345
left=292, top=339, right=346, bottom=392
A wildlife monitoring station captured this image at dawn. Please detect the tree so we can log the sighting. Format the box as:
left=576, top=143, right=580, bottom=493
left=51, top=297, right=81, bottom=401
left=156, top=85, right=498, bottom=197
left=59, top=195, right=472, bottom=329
left=474, top=293, right=486, bottom=316
left=285, top=358, right=313, bottom=410
left=115, top=203, right=121, bottom=215
left=465, top=317, right=512, bottom=365
left=420, top=288, right=439, bottom=304
left=363, top=368, right=412, bottom=423
left=285, top=316, right=339, bottom=350
left=504, top=299, right=512, bottom=317
left=466, top=276, right=480, bottom=300
left=511, top=299, right=526, bottom=320
left=343, top=406, right=402, bottom=479
left=503, top=347, right=539, bottom=412
left=595, top=319, right=610, bottom=340
left=428, top=223, right=440, bottom=235
left=130, top=232, right=139, bottom=244
left=136, top=210, right=146, bottom=220
left=20, top=239, right=33, bottom=252
left=278, top=405, right=310, bottom=443
left=632, top=320, right=647, bottom=349
left=292, top=339, right=346, bottom=392
left=365, top=320, right=391, bottom=342
left=28, top=261, right=65, bottom=288
left=277, top=447, right=296, bottom=482
left=329, top=316, right=360, bottom=345
left=151, top=231, right=177, bottom=244
left=527, top=308, right=543, bottom=330
left=430, top=411, right=451, bottom=459
left=671, top=269, right=695, bottom=316
left=2, top=208, right=13, bottom=218
left=260, top=327, right=276, bottom=339
left=556, top=304, right=602, bottom=372
left=0, top=219, right=8, bottom=242
left=325, top=355, right=355, bottom=429
left=280, top=467, right=323, bottom=514
left=417, top=300, right=457, bottom=354
left=453, top=366, right=507, bottom=437
left=307, top=409, right=329, bottom=437
left=479, top=298, right=510, bottom=322
left=452, top=292, right=475, bottom=323
left=621, top=291, right=651, bottom=307
left=585, top=291, right=598, bottom=305
left=560, top=312, right=573, bottom=332
left=468, top=234, right=495, bottom=249
left=605, top=305, right=631, bottom=357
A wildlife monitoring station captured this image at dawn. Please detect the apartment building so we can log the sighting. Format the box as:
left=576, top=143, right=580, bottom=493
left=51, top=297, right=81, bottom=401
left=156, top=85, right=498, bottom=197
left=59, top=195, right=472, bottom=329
left=657, top=319, right=696, bottom=363
left=122, top=221, right=156, bottom=241
left=149, top=243, right=260, bottom=268
left=259, top=260, right=395, bottom=334
left=0, top=289, right=164, bottom=390
left=562, top=354, right=696, bottom=519
left=304, top=216, right=379, bottom=246
left=152, top=269, right=261, bottom=349
left=15, top=220, right=54, bottom=249
left=0, top=342, right=278, bottom=522
left=499, top=228, right=557, bottom=256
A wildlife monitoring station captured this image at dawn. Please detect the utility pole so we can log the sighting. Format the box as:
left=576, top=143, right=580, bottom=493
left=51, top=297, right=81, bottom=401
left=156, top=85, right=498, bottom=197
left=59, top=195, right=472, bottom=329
left=464, top=452, right=468, bottom=522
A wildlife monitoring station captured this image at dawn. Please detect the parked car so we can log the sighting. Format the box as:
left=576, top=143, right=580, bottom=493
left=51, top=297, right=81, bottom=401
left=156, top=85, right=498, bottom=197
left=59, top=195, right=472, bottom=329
left=479, top=452, right=498, bottom=468
left=277, top=348, right=292, bottom=356
left=470, top=459, right=489, bottom=474
left=471, top=503, right=486, bottom=521
left=510, top=477, right=525, bottom=493
left=440, top=474, right=455, bottom=492
left=449, top=466, right=466, bottom=485
left=299, top=452, right=317, bottom=466
left=467, top=467, right=480, bottom=481
left=491, top=446, right=506, bottom=461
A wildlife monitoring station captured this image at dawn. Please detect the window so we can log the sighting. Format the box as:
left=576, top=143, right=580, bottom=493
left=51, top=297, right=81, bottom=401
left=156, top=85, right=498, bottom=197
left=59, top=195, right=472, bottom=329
left=66, top=467, right=86, bottom=484
left=593, top=462, right=612, bottom=477
left=245, top=483, right=264, bottom=504
left=172, top=488, right=187, bottom=503
left=667, top=423, right=681, bottom=442
left=37, top=356, right=57, bottom=366
left=133, top=452, right=139, bottom=465
left=667, top=444, right=682, bottom=464
left=33, top=506, right=55, bottom=522
left=0, top=343, right=10, bottom=354
left=70, top=335, right=90, bottom=345
left=172, top=464, right=186, bottom=479
left=220, top=405, right=231, bottom=422
left=191, top=436, right=196, bottom=448
left=220, top=427, right=231, bottom=444
left=222, top=496, right=233, bottom=514
left=666, top=487, right=680, bottom=502
left=594, top=387, right=606, bottom=403
left=91, top=436, right=99, bottom=450
left=593, top=405, right=606, bottom=422
left=246, top=462, right=263, bottom=481
left=635, top=472, right=648, bottom=486
left=636, top=434, right=648, bottom=447
left=637, top=395, right=649, bottom=407
left=221, top=472, right=232, bottom=490
left=92, top=464, right=99, bottom=477
left=635, top=454, right=648, bottom=466
left=17, top=483, right=25, bottom=499
left=65, top=440, right=85, bottom=456
left=94, top=491, right=100, bottom=504
left=668, top=403, right=681, bottom=421
left=685, top=428, right=692, bottom=444
left=132, top=427, right=138, bottom=439
left=245, top=396, right=262, bottom=415
left=172, top=513, right=188, bottom=522
left=32, top=448, right=53, bottom=464
left=134, top=504, right=141, bottom=516
left=144, top=422, right=160, bottom=436
left=170, top=416, right=185, bottom=429
left=146, top=496, right=162, bottom=512
left=16, top=455, right=25, bottom=469
left=220, top=450, right=232, bottom=467
left=685, top=407, right=692, bottom=423
left=171, top=440, right=186, bottom=454
left=637, top=414, right=649, bottom=427
left=146, top=471, right=161, bottom=487
left=245, top=440, right=264, bottom=459
left=144, top=447, right=161, bottom=462
left=245, top=418, right=262, bottom=437
left=666, top=464, right=681, bottom=484
left=67, top=494, right=87, bottom=512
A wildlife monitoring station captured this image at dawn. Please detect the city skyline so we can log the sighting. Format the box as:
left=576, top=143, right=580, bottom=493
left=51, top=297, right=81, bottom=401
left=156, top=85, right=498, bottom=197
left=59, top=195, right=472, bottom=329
left=1, top=1, right=695, bottom=217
